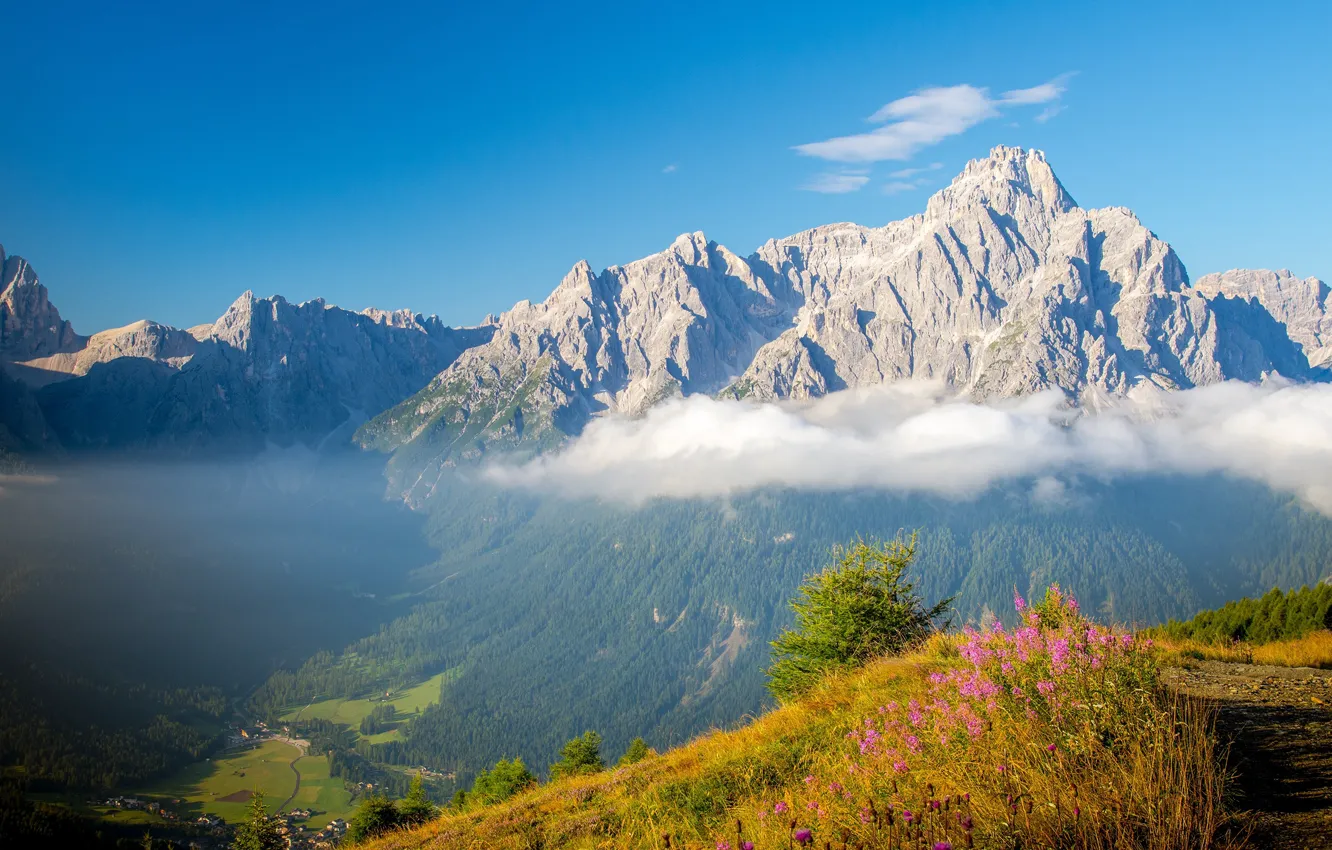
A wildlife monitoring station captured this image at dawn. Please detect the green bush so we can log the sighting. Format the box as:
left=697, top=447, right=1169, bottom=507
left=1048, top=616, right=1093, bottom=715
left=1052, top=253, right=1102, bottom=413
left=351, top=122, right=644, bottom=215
left=766, top=537, right=952, bottom=700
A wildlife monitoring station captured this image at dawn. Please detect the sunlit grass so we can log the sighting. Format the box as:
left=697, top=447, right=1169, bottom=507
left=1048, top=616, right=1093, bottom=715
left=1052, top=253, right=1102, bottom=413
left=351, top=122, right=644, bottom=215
left=1154, top=629, right=1332, bottom=670
left=362, top=590, right=1241, bottom=850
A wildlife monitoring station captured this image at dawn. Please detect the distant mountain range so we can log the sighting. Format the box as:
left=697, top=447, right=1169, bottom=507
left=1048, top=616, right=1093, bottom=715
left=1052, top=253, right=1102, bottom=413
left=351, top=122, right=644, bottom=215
left=3, top=147, right=1328, bottom=487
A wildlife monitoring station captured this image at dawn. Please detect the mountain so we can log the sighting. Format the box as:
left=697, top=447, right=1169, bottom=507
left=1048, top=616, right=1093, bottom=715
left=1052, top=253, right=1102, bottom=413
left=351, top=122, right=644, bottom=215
left=3, top=147, right=1327, bottom=465
left=0, top=247, right=494, bottom=452
left=359, top=147, right=1329, bottom=504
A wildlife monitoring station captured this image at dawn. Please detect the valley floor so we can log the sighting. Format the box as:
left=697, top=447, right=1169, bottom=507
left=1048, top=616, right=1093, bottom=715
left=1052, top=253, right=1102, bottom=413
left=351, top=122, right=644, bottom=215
left=1164, top=661, right=1332, bottom=849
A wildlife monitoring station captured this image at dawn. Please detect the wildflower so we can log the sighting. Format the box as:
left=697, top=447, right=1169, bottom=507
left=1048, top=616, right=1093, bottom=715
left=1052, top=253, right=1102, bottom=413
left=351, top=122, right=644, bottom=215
left=997, top=765, right=1007, bottom=773
left=806, top=802, right=818, bottom=811
left=934, top=843, right=953, bottom=850
left=774, top=801, right=788, bottom=814
left=1046, top=743, right=1057, bottom=753
left=827, top=782, right=843, bottom=794
left=1014, top=591, right=1026, bottom=611
left=793, top=829, right=813, bottom=845
left=960, top=816, right=973, bottom=830
left=902, top=810, right=914, bottom=825
left=859, top=808, right=872, bottom=825
left=1036, top=680, right=1056, bottom=697
left=743, top=844, right=754, bottom=850
left=718, top=843, right=732, bottom=850
left=803, top=775, right=815, bottom=785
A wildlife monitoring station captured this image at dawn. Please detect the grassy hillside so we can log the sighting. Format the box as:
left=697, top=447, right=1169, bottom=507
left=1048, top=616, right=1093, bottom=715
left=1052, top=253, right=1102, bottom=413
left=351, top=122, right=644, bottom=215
left=1152, top=583, right=1332, bottom=669
left=362, top=589, right=1237, bottom=850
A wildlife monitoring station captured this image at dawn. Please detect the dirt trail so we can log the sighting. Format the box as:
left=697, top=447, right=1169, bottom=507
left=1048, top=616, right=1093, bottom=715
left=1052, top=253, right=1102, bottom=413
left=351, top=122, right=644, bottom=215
left=1164, top=660, right=1332, bottom=849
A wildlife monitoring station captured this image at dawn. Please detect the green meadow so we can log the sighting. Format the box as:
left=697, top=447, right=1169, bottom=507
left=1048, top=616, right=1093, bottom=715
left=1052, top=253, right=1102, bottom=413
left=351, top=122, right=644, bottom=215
left=281, top=669, right=450, bottom=744
left=139, top=739, right=299, bottom=824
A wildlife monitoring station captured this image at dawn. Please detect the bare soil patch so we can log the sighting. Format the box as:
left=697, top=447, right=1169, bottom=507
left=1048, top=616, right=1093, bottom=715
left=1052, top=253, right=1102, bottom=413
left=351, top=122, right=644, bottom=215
left=1165, top=660, right=1332, bottom=849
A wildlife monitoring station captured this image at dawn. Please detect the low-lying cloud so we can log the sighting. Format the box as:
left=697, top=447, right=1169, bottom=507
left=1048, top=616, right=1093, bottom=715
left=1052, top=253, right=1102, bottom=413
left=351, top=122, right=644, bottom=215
left=484, top=381, right=1332, bottom=514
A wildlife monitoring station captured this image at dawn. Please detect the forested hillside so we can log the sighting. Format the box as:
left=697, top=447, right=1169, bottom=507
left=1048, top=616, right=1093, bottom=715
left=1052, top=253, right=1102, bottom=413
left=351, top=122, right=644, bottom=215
left=247, top=472, right=1332, bottom=793
left=1158, top=582, right=1332, bottom=644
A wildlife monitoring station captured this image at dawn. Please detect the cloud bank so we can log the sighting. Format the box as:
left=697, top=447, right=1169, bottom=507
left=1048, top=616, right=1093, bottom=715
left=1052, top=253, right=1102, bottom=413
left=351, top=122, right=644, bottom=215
left=484, top=381, right=1332, bottom=514
left=794, top=76, right=1071, bottom=163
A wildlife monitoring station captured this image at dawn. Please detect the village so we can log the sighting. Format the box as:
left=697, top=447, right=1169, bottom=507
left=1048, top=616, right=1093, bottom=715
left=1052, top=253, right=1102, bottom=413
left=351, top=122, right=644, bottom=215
left=98, top=721, right=352, bottom=848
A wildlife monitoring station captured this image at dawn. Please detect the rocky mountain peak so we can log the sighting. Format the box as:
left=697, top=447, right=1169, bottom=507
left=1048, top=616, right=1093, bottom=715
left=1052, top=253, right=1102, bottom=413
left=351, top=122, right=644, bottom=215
left=927, top=145, right=1076, bottom=223
left=1, top=251, right=82, bottom=362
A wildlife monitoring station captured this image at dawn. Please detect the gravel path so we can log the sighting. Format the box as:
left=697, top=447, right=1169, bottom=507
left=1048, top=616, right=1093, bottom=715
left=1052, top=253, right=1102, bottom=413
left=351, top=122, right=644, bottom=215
left=1164, top=661, right=1332, bottom=849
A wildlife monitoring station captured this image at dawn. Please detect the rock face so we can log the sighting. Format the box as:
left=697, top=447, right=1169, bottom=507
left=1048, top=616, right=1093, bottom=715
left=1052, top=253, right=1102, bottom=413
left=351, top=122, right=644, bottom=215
left=0, top=248, right=493, bottom=452
left=2, top=147, right=1327, bottom=469
left=361, top=147, right=1328, bottom=503
left=1, top=247, right=81, bottom=364
left=133, top=292, right=493, bottom=452
left=1194, top=269, right=1330, bottom=374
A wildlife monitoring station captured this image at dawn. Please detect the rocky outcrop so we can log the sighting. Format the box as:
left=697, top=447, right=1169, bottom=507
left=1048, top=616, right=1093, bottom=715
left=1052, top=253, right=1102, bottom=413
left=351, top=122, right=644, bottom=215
left=362, top=147, right=1327, bottom=504
left=1, top=246, right=81, bottom=365
left=731, top=149, right=1313, bottom=401
left=0, top=247, right=493, bottom=452
left=1194, top=269, right=1330, bottom=374
left=134, top=292, right=494, bottom=452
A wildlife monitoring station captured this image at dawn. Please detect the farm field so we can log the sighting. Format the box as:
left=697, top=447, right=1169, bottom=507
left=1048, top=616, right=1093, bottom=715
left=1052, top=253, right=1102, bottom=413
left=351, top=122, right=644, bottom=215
left=287, top=753, right=354, bottom=828
left=137, top=739, right=300, bottom=824
left=281, top=669, right=451, bottom=743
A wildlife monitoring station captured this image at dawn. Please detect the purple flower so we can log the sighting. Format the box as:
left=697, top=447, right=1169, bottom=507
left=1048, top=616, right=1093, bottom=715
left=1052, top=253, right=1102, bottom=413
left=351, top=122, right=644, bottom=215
left=902, top=811, right=914, bottom=825
left=793, top=829, right=813, bottom=845
left=773, top=801, right=788, bottom=814
left=934, top=843, right=953, bottom=850
left=717, top=843, right=731, bottom=850
left=743, top=843, right=754, bottom=850
left=1046, top=743, right=1057, bottom=753
left=961, top=816, right=973, bottom=831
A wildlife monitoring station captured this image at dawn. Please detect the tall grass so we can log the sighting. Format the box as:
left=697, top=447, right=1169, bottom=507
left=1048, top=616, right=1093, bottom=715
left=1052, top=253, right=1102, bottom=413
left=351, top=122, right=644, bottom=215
left=363, top=588, right=1240, bottom=850
left=1155, top=629, right=1332, bottom=670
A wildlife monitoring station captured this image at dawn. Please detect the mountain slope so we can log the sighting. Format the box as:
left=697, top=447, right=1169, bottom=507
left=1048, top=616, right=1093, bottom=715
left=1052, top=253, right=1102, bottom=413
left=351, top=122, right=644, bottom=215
left=361, top=147, right=1327, bottom=504
left=0, top=249, right=495, bottom=452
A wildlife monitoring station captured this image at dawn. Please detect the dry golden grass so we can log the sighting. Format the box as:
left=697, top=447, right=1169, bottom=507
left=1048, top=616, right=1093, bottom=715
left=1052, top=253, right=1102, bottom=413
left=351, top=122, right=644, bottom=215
left=1155, top=629, right=1332, bottom=670
left=1252, top=629, right=1332, bottom=669
left=361, top=629, right=1240, bottom=850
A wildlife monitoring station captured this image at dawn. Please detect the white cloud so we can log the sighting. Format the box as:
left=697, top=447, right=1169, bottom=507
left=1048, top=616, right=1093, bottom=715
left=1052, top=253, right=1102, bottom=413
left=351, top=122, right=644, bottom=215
left=662, top=163, right=678, bottom=173
left=802, top=171, right=871, bottom=194
left=882, top=181, right=921, bottom=195
left=998, top=74, right=1071, bottom=105
left=1034, top=104, right=1063, bottom=124
left=794, top=76, right=1072, bottom=163
left=888, top=162, right=944, bottom=179
left=484, top=380, right=1332, bottom=516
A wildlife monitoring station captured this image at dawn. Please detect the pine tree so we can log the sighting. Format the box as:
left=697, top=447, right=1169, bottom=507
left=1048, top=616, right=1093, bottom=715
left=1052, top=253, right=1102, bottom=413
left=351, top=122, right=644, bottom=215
left=617, top=737, right=652, bottom=766
left=347, top=795, right=401, bottom=844
left=549, top=731, right=604, bottom=779
left=231, top=790, right=283, bottom=850
left=767, top=537, right=952, bottom=700
left=398, top=773, right=437, bottom=826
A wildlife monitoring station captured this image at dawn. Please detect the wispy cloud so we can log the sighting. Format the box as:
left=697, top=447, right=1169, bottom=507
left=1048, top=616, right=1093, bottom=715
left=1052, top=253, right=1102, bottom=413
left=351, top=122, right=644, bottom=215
left=882, top=181, right=921, bottom=195
left=889, top=162, right=943, bottom=179
left=794, top=75, right=1072, bottom=163
left=802, top=171, right=871, bottom=194
left=661, top=163, right=678, bottom=174
left=485, top=380, right=1332, bottom=516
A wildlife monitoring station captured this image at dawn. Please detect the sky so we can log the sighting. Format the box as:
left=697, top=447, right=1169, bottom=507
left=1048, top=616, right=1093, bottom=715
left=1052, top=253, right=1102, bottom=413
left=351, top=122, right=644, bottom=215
left=2, top=0, right=1329, bottom=334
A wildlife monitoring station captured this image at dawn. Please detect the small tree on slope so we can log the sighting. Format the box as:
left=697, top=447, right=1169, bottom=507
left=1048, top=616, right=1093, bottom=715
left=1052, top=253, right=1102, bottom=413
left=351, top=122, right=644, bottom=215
left=767, top=537, right=952, bottom=701
left=231, top=790, right=283, bottom=850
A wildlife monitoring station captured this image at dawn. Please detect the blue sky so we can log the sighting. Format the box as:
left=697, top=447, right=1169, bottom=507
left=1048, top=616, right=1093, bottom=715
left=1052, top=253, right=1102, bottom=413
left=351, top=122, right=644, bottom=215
left=2, top=0, right=1329, bottom=333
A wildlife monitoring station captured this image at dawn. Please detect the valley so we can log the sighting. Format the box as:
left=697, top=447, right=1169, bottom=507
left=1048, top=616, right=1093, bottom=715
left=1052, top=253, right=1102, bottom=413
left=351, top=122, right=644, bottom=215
left=2, top=147, right=1331, bottom=847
